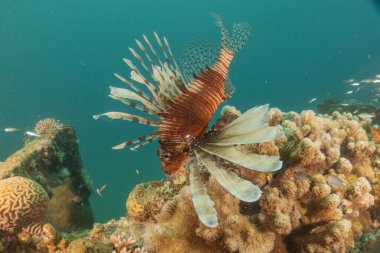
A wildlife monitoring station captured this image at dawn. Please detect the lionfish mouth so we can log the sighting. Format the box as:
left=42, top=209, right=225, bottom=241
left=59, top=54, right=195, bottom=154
left=94, top=15, right=284, bottom=228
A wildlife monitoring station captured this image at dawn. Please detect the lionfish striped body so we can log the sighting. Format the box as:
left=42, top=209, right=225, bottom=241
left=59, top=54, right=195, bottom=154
left=94, top=17, right=284, bottom=227
left=158, top=48, right=234, bottom=174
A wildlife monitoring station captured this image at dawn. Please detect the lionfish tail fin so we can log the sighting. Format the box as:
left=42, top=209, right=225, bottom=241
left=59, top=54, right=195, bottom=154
left=213, top=14, right=252, bottom=54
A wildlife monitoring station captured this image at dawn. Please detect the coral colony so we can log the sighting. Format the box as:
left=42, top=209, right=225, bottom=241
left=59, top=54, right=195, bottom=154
left=1, top=19, right=380, bottom=253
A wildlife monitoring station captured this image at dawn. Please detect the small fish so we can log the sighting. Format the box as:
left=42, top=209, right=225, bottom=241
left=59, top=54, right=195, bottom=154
left=112, top=143, right=126, bottom=150
left=96, top=184, right=107, bottom=198
left=294, top=167, right=305, bottom=174
left=326, top=174, right=346, bottom=187
left=294, top=174, right=309, bottom=181
left=345, top=90, right=353, bottom=94
left=340, top=103, right=349, bottom=106
left=25, top=131, right=41, bottom=137
left=71, top=196, right=82, bottom=204
left=358, top=113, right=375, bottom=120
left=4, top=128, right=20, bottom=132
left=343, top=79, right=354, bottom=83
left=136, top=169, right=140, bottom=176
left=376, top=74, right=380, bottom=79
left=349, top=82, right=360, bottom=86
left=353, top=109, right=359, bottom=114
left=356, top=87, right=360, bottom=92
left=361, top=78, right=376, bottom=83
left=371, top=128, right=380, bottom=142
left=308, top=97, right=317, bottom=103
left=294, top=167, right=308, bottom=180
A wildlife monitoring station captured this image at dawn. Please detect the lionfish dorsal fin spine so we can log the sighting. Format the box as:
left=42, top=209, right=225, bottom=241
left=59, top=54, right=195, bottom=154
left=112, top=132, right=158, bottom=150
left=92, top=111, right=160, bottom=127
left=113, top=73, right=160, bottom=108
left=108, top=95, right=160, bottom=117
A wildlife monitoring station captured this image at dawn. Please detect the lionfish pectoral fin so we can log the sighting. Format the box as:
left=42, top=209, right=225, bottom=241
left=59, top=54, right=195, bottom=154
left=189, top=157, right=218, bottom=228
left=200, top=145, right=282, bottom=172
left=207, top=104, right=284, bottom=146
left=220, top=104, right=270, bottom=133
left=195, top=148, right=262, bottom=202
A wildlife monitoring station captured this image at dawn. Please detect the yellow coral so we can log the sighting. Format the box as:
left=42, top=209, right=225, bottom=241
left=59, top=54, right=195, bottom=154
left=126, top=197, right=145, bottom=219
left=0, top=176, right=49, bottom=234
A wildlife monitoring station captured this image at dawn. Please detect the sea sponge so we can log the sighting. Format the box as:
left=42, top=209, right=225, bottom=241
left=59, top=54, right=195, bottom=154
left=0, top=176, right=49, bottom=234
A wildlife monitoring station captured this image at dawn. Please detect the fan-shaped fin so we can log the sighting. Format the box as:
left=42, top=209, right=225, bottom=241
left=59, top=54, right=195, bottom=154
left=209, top=125, right=283, bottom=146
left=180, top=39, right=219, bottom=83
left=200, top=145, right=282, bottom=172
left=213, top=14, right=251, bottom=54
left=220, top=104, right=270, bottom=134
left=195, top=149, right=262, bottom=202
left=207, top=104, right=284, bottom=146
left=189, top=156, right=218, bottom=228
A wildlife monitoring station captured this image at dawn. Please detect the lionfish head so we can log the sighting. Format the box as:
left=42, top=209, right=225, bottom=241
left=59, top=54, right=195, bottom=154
left=158, top=148, right=190, bottom=175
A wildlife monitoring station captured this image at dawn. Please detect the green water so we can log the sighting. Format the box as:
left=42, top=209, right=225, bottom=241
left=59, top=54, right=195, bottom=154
left=0, top=0, right=380, bottom=222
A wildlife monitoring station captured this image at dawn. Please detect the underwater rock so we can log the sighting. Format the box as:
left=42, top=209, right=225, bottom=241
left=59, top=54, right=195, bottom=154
left=0, top=122, right=94, bottom=232
left=0, top=120, right=94, bottom=252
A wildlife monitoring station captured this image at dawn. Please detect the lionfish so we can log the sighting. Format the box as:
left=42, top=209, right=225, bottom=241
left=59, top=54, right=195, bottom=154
left=94, top=17, right=283, bottom=227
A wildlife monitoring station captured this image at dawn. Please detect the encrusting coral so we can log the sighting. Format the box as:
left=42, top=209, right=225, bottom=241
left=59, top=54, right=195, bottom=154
left=2, top=108, right=380, bottom=253
left=115, top=107, right=380, bottom=253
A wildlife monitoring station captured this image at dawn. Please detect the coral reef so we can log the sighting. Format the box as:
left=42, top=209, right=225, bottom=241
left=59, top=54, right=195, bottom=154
left=114, top=106, right=380, bottom=253
left=3, top=108, right=380, bottom=252
left=318, top=98, right=380, bottom=125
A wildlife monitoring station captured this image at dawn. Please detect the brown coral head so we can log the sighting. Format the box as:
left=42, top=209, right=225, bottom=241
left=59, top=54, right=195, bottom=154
left=158, top=148, right=190, bottom=175
left=0, top=176, right=49, bottom=234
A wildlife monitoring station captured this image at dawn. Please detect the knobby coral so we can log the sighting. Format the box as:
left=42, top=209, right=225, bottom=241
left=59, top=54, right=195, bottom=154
left=117, top=107, right=379, bottom=253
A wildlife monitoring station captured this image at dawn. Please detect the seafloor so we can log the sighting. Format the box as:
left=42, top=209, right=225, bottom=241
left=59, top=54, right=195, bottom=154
left=1, top=105, right=380, bottom=253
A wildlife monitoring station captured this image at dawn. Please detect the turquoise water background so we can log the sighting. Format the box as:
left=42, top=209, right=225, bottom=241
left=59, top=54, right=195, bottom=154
left=1, top=0, right=380, bottom=222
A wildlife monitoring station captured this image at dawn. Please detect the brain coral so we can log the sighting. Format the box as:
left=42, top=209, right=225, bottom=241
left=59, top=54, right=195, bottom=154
left=0, top=176, right=49, bottom=234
